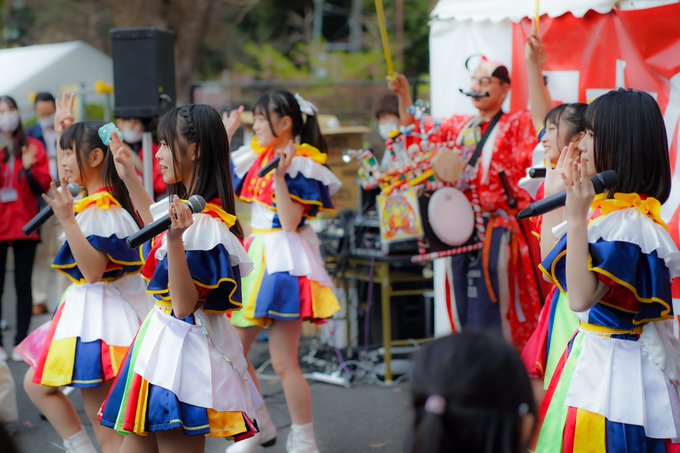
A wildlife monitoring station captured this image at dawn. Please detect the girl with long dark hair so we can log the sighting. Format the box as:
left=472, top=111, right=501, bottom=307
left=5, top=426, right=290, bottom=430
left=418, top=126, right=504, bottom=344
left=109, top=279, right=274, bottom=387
left=100, top=104, right=259, bottom=452
left=20, top=116, right=151, bottom=453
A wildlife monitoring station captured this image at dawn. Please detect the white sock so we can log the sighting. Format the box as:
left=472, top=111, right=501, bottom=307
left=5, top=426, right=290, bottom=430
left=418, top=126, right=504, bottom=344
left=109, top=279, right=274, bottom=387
left=63, top=428, right=96, bottom=453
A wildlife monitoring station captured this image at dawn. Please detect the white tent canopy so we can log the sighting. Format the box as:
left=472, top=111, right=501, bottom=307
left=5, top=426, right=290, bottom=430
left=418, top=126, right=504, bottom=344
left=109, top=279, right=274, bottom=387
left=431, top=0, right=616, bottom=22
left=0, top=41, right=112, bottom=118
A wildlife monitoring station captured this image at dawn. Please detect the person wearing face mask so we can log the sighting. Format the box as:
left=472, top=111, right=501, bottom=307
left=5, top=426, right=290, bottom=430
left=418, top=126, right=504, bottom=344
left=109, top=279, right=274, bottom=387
left=26, top=92, right=60, bottom=317
left=387, top=32, right=552, bottom=349
left=26, top=92, right=58, bottom=180
left=114, top=117, right=165, bottom=200
left=373, top=93, right=401, bottom=169
left=0, top=95, right=51, bottom=361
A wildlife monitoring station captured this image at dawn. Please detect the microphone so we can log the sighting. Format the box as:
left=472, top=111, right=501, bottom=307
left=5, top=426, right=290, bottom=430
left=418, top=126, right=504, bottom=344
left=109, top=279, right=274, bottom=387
left=459, top=88, right=490, bottom=99
left=125, top=195, right=207, bottom=249
left=23, top=183, right=81, bottom=236
left=516, top=170, right=618, bottom=220
left=528, top=167, right=546, bottom=178
left=257, top=157, right=280, bottom=177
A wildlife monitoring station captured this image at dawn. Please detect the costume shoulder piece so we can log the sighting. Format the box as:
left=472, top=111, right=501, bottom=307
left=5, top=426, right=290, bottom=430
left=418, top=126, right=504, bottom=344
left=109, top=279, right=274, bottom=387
left=235, top=138, right=341, bottom=218
left=540, top=193, right=680, bottom=324
left=53, top=191, right=142, bottom=283
left=142, top=197, right=253, bottom=313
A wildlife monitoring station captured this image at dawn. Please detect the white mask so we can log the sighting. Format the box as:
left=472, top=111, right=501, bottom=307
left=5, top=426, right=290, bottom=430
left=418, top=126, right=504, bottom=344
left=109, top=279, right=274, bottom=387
left=122, top=128, right=143, bottom=144
left=38, top=114, right=55, bottom=130
left=378, top=121, right=399, bottom=140
left=0, top=111, right=20, bottom=133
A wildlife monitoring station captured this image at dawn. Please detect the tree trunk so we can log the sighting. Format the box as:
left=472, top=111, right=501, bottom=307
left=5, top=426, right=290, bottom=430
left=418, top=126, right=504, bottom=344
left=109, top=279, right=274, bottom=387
left=106, top=0, right=216, bottom=103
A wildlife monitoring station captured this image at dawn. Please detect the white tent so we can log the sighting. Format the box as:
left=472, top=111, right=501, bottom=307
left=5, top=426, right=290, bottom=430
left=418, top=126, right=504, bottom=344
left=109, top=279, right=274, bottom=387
left=428, top=0, right=676, bottom=118
left=0, top=41, right=112, bottom=117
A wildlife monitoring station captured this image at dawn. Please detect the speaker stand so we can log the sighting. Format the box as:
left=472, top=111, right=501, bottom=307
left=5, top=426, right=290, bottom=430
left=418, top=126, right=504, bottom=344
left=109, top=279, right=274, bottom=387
left=142, top=131, right=154, bottom=197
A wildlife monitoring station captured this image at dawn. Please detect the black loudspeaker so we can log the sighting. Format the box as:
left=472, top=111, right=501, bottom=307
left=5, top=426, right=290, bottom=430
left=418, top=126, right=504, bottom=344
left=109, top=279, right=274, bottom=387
left=110, top=28, right=176, bottom=118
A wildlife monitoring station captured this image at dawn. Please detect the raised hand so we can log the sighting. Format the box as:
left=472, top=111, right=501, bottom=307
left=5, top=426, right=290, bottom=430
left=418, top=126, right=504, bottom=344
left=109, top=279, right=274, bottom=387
left=42, top=177, right=76, bottom=225
left=274, top=140, right=296, bottom=177
left=110, top=132, right=140, bottom=181
left=525, top=32, right=547, bottom=67
left=222, top=105, right=244, bottom=141
left=387, top=73, right=410, bottom=99
left=55, top=93, right=76, bottom=135
left=561, top=154, right=594, bottom=223
left=166, top=195, right=193, bottom=241
left=544, top=142, right=579, bottom=198
left=21, top=143, right=38, bottom=169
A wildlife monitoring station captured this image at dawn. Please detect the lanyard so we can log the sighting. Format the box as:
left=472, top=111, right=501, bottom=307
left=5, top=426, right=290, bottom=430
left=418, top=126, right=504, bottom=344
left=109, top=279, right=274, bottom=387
left=2, top=155, right=15, bottom=189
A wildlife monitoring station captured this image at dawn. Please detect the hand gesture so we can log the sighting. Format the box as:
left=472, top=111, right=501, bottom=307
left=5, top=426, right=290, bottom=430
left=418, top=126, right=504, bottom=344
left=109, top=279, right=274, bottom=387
left=274, top=141, right=296, bottom=178
left=544, top=142, right=579, bottom=198
left=111, top=133, right=139, bottom=181
left=21, top=143, right=38, bottom=169
left=55, top=93, right=76, bottom=135
left=222, top=106, right=244, bottom=141
left=42, top=177, right=76, bottom=225
left=166, top=195, right=193, bottom=241
left=525, top=32, right=547, bottom=67
left=562, top=155, right=594, bottom=223
left=387, top=73, right=410, bottom=99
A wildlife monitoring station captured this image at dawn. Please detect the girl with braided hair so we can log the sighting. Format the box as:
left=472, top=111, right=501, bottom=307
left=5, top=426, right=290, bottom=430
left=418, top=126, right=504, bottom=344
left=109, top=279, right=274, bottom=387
left=99, top=104, right=260, bottom=452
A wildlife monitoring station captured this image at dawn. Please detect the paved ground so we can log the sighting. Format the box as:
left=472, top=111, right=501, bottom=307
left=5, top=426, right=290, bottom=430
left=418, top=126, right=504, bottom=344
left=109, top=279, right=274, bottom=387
left=1, top=254, right=414, bottom=453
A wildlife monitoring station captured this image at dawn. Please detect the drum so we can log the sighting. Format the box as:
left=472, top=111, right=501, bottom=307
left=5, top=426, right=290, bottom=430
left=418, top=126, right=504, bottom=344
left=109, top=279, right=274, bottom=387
left=427, top=187, right=475, bottom=246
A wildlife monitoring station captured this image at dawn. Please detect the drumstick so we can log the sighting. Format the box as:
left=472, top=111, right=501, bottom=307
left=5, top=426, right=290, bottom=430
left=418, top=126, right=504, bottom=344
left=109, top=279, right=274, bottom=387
left=375, top=0, right=395, bottom=80
left=412, top=242, right=485, bottom=263
left=534, top=0, right=540, bottom=34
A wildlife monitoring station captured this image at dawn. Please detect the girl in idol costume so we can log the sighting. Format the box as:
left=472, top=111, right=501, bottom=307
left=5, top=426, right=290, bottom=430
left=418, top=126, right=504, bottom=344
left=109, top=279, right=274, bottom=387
left=99, top=104, right=260, bottom=452
left=226, top=91, right=341, bottom=453
left=521, top=103, right=586, bottom=395
left=20, top=119, right=151, bottom=453
left=535, top=89, right=680, bottom=451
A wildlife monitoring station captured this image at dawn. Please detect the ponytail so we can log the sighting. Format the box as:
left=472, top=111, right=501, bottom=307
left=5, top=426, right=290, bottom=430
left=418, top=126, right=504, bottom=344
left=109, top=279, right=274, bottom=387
left=300, top=114, right=328, bottom=153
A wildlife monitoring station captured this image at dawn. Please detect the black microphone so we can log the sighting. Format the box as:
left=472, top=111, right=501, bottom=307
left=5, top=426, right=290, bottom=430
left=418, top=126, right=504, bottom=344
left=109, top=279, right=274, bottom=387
left=23, top=183, right=81, bottom=236
left=528, top=167, right=546, bottom=178
left=257, top=157, right=281, bottom=177
left=459, top=88, right=490, bottom=99
left=126, top=195, right=207, bottom=249
left=516, top=170, right=618, bottom=220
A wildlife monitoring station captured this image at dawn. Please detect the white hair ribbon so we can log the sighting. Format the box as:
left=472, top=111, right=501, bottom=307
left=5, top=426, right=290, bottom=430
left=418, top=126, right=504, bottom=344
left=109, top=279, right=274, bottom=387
left=294, top=93, right=318, bottom=117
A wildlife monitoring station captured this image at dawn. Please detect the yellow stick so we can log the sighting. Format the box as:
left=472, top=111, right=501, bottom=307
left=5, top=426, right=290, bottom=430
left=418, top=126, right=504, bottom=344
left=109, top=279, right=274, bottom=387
left=535, top=0, right=540, bottom=34
left=375, top=0, right=395, bottom=80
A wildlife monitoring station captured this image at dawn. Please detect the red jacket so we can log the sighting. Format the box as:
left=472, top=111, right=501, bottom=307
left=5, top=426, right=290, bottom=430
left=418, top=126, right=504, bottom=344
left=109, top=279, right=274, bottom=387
left=0, top=137, right=52, bottom=242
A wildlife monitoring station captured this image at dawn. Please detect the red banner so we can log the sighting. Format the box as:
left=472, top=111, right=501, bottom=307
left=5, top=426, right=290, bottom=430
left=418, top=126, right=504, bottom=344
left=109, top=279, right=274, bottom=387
left=510, top=3, right=680, bottom=114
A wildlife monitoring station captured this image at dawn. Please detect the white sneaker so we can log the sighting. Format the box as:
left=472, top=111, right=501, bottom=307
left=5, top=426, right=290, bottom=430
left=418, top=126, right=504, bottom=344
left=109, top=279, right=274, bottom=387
left=0, top=347, right=7, bottom=361
left=11, top=348, right=22, bottom=362
left=286, top=423, right=319, bottom=453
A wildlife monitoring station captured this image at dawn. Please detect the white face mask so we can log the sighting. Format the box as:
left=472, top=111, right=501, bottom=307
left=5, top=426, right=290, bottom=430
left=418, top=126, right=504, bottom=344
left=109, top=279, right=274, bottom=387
left=122, top=128, right=143, bottom=144
left=0, top=111, right=20, bottom=133
left=378, top=121, right=399, bottom=140
left=38, top=114, right=55, bottom=130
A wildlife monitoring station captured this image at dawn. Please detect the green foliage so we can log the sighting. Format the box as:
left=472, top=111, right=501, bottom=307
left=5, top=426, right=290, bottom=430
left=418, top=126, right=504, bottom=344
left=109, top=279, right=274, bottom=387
left=234, top=40, right=387, bottom=82
left=235, top=42, right=310, bottom=81
left=209, top=0, right=430, bottom=83
left=403, top=0, right=431, bottom=76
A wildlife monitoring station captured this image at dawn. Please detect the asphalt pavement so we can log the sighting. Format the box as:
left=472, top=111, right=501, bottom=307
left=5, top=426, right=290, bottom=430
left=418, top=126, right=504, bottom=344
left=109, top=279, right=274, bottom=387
left=1, top=256, right=413, bottom=453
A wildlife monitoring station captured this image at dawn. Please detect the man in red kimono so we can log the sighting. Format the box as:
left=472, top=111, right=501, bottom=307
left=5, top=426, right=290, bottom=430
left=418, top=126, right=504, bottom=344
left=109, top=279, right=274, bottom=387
left=389, top=57, right=548, bottom=348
